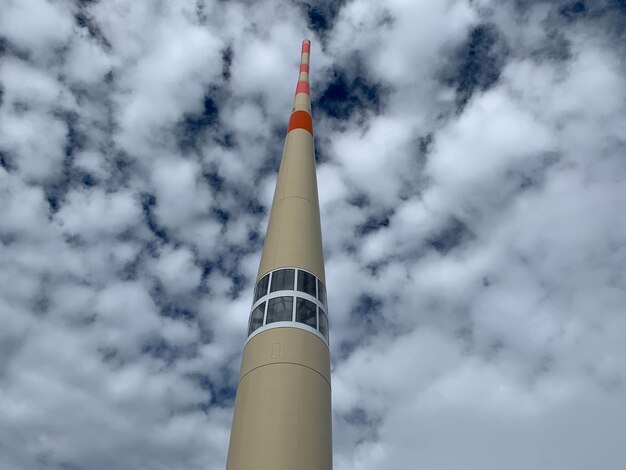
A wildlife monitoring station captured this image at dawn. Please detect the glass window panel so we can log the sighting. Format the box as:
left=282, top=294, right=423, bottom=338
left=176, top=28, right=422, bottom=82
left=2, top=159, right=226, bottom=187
left=266, top=296, right=293, bottom=324
left=254, top=274, right=270, bottom=302
left=248, top=302, right=265, bottom=336
left=296, top=298, right=317, bottom=328
left=317, top=280, right=327, bottom=306
left=270, top=269, right=295, bottom=292
left=318, top=309, right=329, bottom=340
left=297, top=270, right=317, bottom=297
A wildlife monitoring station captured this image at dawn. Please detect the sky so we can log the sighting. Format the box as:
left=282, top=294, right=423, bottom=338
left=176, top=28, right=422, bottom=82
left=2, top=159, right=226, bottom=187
left=1, top=0, right=626, bottom=469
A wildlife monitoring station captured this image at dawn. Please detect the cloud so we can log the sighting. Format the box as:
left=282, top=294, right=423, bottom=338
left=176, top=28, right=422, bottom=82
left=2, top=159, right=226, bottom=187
left=0, top=0, right=74, bottom=59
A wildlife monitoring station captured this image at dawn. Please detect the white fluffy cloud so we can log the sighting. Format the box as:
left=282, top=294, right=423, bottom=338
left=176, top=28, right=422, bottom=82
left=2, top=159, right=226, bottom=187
left=1, top=0, right=626, bottom=469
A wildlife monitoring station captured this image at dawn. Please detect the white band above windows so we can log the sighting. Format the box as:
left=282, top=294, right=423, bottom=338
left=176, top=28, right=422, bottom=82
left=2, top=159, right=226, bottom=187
left=247, top=267, right=329, bottom=347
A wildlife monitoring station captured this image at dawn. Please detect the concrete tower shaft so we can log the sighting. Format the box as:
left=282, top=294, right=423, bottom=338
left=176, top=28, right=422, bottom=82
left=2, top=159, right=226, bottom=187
left=226, top=40, right=332, bottom=470
left=257, top=39, right=324, bottom=284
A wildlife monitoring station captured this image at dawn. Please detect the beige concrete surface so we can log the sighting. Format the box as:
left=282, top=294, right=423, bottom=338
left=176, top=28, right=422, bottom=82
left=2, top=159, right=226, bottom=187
left=226, top=40, right=332, bottom=470
left=257, top=129, right=325, bottom=283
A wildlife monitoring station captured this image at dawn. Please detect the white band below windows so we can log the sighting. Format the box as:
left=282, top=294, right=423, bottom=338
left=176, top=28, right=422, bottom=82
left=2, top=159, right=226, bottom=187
left=245, top=322, right=329, bottom=348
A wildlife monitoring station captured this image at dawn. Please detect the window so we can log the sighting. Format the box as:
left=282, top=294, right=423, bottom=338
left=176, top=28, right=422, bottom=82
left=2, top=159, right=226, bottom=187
left=297, top=270, right=316, bottom=297
left=254, top=274, right=270, bottom=302
left=266, top=296, right=293, bottom=324
left=248, top=302, right=265, bottom=335
left=270, top=269, right=295, bottom=292
left=296, top=298, right=317, bottom=328
left=317, top=280, right=327, bottom=306
left=246, top=269, right=329, bottom=342
left=318, top=309, right=328, bottom=340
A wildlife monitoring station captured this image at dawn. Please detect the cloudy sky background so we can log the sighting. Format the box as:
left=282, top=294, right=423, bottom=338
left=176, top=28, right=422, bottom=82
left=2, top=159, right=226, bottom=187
left=1, top=0, right=626, bottom=469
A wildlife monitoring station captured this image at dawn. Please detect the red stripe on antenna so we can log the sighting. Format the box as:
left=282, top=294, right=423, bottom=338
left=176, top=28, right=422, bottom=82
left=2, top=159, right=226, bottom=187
left=288, top=110, right=313, bottom=134
left=300, top=63, right=309, bottom=73
left=302, top=39, right=311, bottom=53
left=295, top=81, right=309, bottom=95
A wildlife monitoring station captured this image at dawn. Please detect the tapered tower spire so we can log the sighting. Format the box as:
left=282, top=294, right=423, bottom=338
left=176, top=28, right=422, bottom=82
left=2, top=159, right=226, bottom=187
left=225, top=40, right=332, bottom=470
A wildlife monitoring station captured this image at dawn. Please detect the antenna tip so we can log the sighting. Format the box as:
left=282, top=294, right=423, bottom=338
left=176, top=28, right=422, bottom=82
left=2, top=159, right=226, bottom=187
left=302, top=39, right=311, bottom=53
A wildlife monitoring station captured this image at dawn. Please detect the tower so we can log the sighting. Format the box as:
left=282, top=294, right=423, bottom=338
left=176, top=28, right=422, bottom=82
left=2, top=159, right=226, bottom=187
left=225, top=40, right=332, bottom=470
